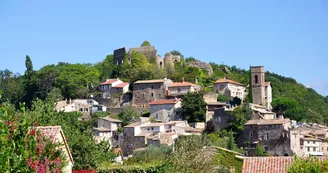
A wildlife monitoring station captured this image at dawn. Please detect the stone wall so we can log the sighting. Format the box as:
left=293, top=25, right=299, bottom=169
left=203, top=92, right=218, bottom=103
left=113, top=47, right=126, bottom=65
left=128, top=46, right=157, bottom=61
left=186, top=60, right=213, bottom=75
left=213, top=108, right=230, bottom=131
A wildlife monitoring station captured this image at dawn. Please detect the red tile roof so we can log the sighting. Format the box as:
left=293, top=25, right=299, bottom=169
left=264, top=82, right=271, bottom=87
left=112, top=82, right=129, bottom=88
left=242, top=157, right=294, bottom=173
left=242, top=156, right=328, bottom=173
left=168, top=82, right=200, bottom=88
left=214, top=78, right=243, bottom=86
left=99, top=79, right=118, bottom=85
left=149, top=99, right=181, bottom=105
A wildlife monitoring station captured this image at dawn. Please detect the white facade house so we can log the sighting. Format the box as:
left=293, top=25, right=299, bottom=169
left=214, top=78, right=246, bottom=100
left=111, top=82, right=130, bottom=96
left=93, top=116, right=122, bottom=148
left=99, top=78, right=124, bottom=98
left=167, top=81, right=201, bottom=96
left=55, top=100, right=91, bottom=115
left=301, top=138, right=323, bottom=156
left=264, top=82, right=272, bottom=109
left=149, top=99, right=182, bottom=122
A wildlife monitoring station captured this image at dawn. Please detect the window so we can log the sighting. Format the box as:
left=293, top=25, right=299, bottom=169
left=156, top=113, right=159, bottom=119
left=264, top=146, right=269, bottom=151
left=255, top=75, right=258, bottom=83
left=218, top=116, right=221, bottom=122
left=250, top=131, right=253, bottom=137
left=307, top=147, right=310, bottom=152
left=138, top=137, right=142, bottom=141
left=159, top=94, right=161, bottom=97
left=151, top=93, right=154, bottom=97
left=151, top=85, right=154, bottom=89
left=168, top=112, right=171, bottom=117
left=79, top=108, right=83, bottom=112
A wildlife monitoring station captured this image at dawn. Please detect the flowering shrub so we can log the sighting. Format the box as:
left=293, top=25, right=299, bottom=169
left=0, top=102, right=67, bottom=172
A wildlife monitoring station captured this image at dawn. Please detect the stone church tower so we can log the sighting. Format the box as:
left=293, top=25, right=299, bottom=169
left=251, top=66, right=265, bottom=106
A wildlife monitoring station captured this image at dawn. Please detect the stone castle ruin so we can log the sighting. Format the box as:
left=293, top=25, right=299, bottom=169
left=113, top=45, right=181, bottom=69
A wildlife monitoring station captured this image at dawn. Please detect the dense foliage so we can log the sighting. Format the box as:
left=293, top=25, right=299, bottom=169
left=181, top=90, right=207, bottom=123
left=0, top=102, right=68, bottom=172
left=26, top=99, right=116, bottom=170
left=287, top=156, right=328, bottom=173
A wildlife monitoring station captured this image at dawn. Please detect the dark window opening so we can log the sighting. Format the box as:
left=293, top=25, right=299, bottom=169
left=151, top=93, right=154, bottom=97
left=255, top=75, right=258, bottom=83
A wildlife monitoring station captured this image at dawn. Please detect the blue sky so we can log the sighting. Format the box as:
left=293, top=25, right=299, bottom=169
left=0, top=1, right=327, bottom=96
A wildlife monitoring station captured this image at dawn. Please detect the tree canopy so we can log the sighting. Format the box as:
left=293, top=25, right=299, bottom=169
left=181, top=90, right=207, bottom=123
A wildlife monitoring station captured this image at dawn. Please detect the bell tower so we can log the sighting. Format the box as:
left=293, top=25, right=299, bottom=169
left=251, top=66, right=265, bottom=105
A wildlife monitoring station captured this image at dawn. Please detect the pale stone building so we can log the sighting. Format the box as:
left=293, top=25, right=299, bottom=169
left=110, top=82, right=130, bottom=96
left=214, top=78, right=246, bottom=100
left=93, top=116, right=122, bottom=148
left=167, top=81, right=201, bottom=97
left=99, top=78, right=124, bottom=98
left=251, top=66, right=272, bottom=109
left=149, top=99, right=182, bottom=122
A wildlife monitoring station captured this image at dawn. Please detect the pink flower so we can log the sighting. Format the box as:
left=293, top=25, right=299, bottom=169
left=3, top=120, right=6, bottom=124
left=10, top=125, right=14, bottom=131
left=30, top=129, right=36, bottom=136
left=37, top=144, right=42, bottom=154
left=55, top=168, right=60, bottom=173
left=9, top=121, right=13, bottom=126
left=32, top=160, right=38, bottom=170
left=27, top=157, right=32, bottom=166
left=37, top=161, right=45, bottom=173
left=54, top=158, right=60, bottom=164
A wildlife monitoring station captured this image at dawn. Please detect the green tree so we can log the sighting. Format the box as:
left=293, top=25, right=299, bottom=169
left=287, top=156, right=328, bottom=173
left=117, top=105, right=140, bottom=126
left=22, top=55, right=38, bottom=107
left=226, top=105, right=251, bottom=134
left=141, top=40, right=151, bottom=47
left=227, top=130, right=234, bottom=150
left=181, top=90, right=207, bottom=123
left=255, top=144, right=268, bottom=156
left=217, top=93, right=231, bottom=102
left=272, top=97, right=305, bottom=121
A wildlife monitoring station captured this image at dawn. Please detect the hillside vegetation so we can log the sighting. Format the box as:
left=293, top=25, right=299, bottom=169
left=0, top=42, right=328, bottom=124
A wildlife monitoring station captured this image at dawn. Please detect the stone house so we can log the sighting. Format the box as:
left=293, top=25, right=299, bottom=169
left=121, top=121, right=201, bottom=156
left=214, top=77, right=246, bottom=100
left=251, top=66, right=272, bottom=109
left=93, top=116, right=122, bottom=148
left=36, top=126, right=74, bottom=173
left=132, top=78, right=173, bottom=106
left=290, top=124, right=328, bottom=156
left=149, top=99, right=182, bottom=122
left=167, top=81, right=201, bottom=98
left=99, top=78, right=124, bottom=98
left=243, top=118, right=292, bottom=156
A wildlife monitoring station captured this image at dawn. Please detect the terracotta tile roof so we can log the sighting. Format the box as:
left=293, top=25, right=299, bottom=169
left=301, top=137, right=321, bottom=141
left=206, top=102, right=228, bottom=106
left=134, top=79, right=165, bottom=84
left=99, top=79, right=118, bottom=85
left=135, top=131, right=153, bottom=137
left=245, top=118, right=291, bottom=125
left=242, top=156, right=294, bottom=173
left=100, top=116, right=122, bottom=123
left=36, top=126, right=74, bottom=164
left=264, top=82, right=271, bottom=87
left=214, top=78, right=244, bottom=86
left=168, top=82, right=200, bottom=88
left=112, top=82, right=129, bottom=88
left=149, top=99, right=181, bottom=105
left=242, top=156, right=328, bottom=173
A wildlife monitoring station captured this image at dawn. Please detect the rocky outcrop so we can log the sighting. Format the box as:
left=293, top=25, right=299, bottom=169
left=186, top=60, right=213, bottom=75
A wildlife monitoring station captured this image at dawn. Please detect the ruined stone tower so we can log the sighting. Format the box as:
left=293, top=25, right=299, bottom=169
left=251, top=66, right=265, bottom=106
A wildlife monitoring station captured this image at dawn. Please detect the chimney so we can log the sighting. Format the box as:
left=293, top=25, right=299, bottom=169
left=116, top=78, right=119, bottom=81
left=224, top=77, right=226, bottom=80
left=195, top=78, right=198, bottom=84
left=69, top=98, right=72, bottom=104
left=182, top=77, right=185, bottom=83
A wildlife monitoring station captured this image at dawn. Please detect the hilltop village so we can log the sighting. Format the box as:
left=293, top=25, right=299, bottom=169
left=2, top=42, right=328, bottom=173
left=50, top=43, right=328, bottom=172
